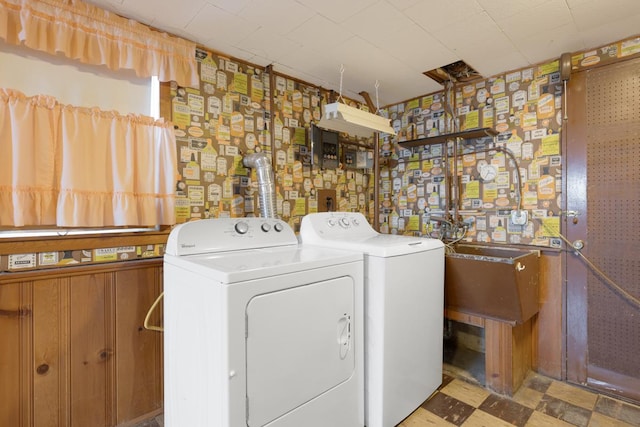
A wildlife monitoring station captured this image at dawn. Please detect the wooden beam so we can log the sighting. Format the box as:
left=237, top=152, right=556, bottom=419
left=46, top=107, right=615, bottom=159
left=358, top=91, right=376, bottom=112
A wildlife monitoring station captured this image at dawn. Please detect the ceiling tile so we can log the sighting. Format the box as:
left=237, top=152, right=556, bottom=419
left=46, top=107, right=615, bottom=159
left=79, top=0, right=640, bottom=106
left=387, top=0, right=423, bottom=12
left=432, top=12, right=515, bottom=54
left=495, top=0, right=573, bottom=41
left=478, top=0, right=556, bottom=21
left=205, top=0, right=253, bottom=14
left=577, top=12, right=640, bottom=50
left=568, top=0, right=640, bottom=31
left=217, top=46, right=262, bottom=64
left=237, top=0, right=315, bottom=35
left=462, top=49, right=530, bottom=80
left=295, top=0, right=378, bottom=23
left=341, top=1, right=408, bottom=43
left=285, top=14, right=355, bottom=52
left=235, top=28, right=303, bottom=63
left=117, top=0, right=206, bottom=29
left=378, top=66, right=444, bottom=104
left=405, top=0, right=484, bottom=33
left=369, top=23, right=459, bottom=72
left=513, top=23, right=584, bottom=64
left=275, top=46, right=339, bottom=87
left=186, top=4, right=260, bottom=46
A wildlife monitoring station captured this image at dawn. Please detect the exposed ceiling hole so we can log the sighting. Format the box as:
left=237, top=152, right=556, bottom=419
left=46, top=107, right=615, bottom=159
left=423, top=60, right=482, bottom=85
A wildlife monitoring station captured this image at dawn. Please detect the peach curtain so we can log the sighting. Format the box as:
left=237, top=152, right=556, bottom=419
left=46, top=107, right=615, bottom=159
left=0, top=0, right=199, bottom=89
left=0, top=89, right=177, bottom=227
left=0, top=0, right=21, bottom=44
left=0, top=89, right=60, bottom=226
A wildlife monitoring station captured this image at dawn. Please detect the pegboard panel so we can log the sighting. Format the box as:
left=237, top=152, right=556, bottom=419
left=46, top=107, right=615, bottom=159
left=586, top=61, right=640, bottom=127
left=585, top=59, right=640, bottom=378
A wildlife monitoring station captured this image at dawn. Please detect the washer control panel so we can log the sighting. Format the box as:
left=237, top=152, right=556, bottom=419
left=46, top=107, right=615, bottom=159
left=301, top=212, right=377, bottom=240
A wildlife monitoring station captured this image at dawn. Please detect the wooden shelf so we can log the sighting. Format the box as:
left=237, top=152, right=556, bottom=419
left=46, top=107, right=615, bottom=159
left=398, top=127, right=498, bottom=148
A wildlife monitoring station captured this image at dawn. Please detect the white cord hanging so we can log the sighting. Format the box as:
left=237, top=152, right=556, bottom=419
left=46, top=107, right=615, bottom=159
left=337, top=64, right=345, bottom=103
left=374, top=80, right=381, bottom=114
left=317, top=65, right=397, bottom=137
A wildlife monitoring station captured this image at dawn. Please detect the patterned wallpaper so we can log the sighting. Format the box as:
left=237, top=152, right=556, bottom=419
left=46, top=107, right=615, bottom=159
left=4, top=35, right=639, bottom=272
left=169, top=48, right=375, bottom=232
left=168, top=37, right=640, bottom=248
left=380, top=63, right=564, bottom=248
left=377, top=35, right=640, bottom=248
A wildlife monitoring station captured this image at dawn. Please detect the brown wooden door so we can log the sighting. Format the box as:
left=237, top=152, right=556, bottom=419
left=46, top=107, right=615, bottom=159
left=565, top=57, right=640, bottom=402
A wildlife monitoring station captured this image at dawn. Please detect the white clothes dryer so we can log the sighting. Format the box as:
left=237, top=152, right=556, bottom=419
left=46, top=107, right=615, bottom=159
left=300, top=212, right=445, bottom=427
left=163, top=217, right=364, bottom=427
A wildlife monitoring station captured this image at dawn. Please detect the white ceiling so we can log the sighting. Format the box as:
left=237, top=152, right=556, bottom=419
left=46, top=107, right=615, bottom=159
left=86, top=0, right=640, bottom=106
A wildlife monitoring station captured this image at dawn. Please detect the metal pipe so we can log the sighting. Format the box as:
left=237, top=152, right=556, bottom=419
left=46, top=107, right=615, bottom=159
left=452, top=137, right=460, bottom=221
left=373, top=132, right=380, bottom=231
left=463, top=145, right=523, bottom=212
left=243, top=153, right=277, bottom=218
left=435, top=144, right=524, bottom=222
left=444, top=140, right=450, bottom=220
left=267, top=64, right=278, bottom=213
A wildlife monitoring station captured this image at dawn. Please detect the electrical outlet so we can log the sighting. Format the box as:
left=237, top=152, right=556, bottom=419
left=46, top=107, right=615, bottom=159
left=510, top=209, right=528, bottom=225
left=317, top=189, right=336, bottom=212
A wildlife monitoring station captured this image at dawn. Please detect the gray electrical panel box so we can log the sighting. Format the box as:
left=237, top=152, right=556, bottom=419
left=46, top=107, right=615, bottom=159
left=311, top=123, right=339, bottom=169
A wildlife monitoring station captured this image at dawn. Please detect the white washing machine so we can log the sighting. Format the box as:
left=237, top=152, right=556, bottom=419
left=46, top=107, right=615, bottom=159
left=163, top=217, right=364, bottom=427
left=300, top=212, right=444, bottom=427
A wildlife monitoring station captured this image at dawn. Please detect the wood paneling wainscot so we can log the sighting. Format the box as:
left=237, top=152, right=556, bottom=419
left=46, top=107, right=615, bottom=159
left=0, top=259, right=164, bottom=427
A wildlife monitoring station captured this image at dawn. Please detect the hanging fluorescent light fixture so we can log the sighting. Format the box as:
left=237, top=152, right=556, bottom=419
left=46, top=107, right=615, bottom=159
left=318, top=102, right=396, bottom=138
left=317, top=67, right=396, bottom=138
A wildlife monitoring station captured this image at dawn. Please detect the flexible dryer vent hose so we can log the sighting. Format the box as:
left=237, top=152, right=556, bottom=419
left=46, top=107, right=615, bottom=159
left=243, top=153, right=278, bottom=218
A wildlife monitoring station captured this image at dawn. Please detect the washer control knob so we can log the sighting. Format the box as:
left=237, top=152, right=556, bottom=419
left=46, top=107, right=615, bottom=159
left=339, top=217, right=351, bottom=228
left=261, top=223, right=271, bottom=232
left=234, top=221, right=249, bottom=234
left=352, top=217, right=360, bottom=226
left=327, top=219, right=337, bottom=227
left=273, top=222, right=284, bottom=232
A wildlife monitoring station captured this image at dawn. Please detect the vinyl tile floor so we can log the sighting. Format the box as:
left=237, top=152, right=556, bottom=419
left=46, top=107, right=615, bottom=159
left=134, top=364, right=640, bottom=427
left=401, top=365, right=640, bottom=427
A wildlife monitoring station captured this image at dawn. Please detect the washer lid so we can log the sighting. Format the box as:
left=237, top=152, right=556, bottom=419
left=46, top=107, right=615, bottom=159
left=300, top=212, right=444, bottom=257
left=164, top=245, right=362, bottom=284
left=306, top=234, right=443, bottom=257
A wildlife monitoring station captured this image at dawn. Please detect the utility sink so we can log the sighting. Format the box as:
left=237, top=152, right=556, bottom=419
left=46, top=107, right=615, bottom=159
left=445, top=244, right=540, bottom=324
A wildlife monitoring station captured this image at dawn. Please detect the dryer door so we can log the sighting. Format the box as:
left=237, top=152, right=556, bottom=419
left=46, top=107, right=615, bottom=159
left=245, top=276, right=355, bottom=427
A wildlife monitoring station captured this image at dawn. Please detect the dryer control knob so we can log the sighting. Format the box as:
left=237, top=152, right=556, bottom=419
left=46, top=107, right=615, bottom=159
left=327, top=219, right=337, bottom=227
left=273, top=223, right=284, bottom=232
left=339, top=217, right=351, bottom=228
left=261, top=223, right=271, bottom=232
left=234, top=221, right=249, bottom=234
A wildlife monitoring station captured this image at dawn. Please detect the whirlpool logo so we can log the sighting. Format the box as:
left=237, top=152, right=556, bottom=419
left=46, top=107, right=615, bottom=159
left=180, top=243, right=196, bottom=248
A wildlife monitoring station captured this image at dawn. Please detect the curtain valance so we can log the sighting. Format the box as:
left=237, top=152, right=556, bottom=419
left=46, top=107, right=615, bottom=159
left=0, top=0, right=198, bottom=88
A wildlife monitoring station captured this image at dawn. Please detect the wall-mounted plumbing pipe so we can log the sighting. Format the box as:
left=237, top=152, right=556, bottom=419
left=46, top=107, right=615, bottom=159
left=373, top=132, right=380, bottom=231
left=445, top=144, right=524, bottom=224
left=474, top=145, right=523, bottom=213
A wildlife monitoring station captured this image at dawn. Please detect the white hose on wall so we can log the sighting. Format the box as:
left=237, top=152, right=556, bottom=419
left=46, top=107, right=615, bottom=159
left=243, top=153, right=277, bottom=218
